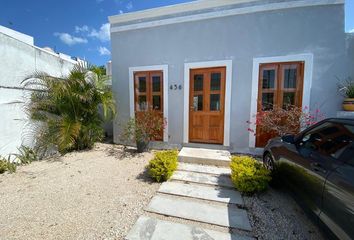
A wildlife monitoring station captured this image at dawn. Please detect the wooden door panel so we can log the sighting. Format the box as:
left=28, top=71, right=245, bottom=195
left=256, top=62, right=304, bottom=147
left=134, top=71, right=164, bottom=141
left=189, top=67, right=225, bottom=144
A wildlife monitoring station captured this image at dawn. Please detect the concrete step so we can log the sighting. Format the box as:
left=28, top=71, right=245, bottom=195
left=178, top=162, right=231, bottom=175
left=146, top=195, right=251, bottom=231
left=171, top=171, right=234, bottom=188
left=126, top=216, right=253, bottom=240
left=178, top=147, right=231, bottom=167
left=158, top=181, right=243, bottom=205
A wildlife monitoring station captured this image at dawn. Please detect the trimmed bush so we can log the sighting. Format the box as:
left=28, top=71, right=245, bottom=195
left=230, top=155, right=271, bottom=194
left=148, top=150, right=178, bottom=182
left=0, top=159, right=7, bottom=174
left=0, top=157, right=17, bottom=174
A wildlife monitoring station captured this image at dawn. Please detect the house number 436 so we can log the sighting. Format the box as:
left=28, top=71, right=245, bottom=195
left=170, top=84, right=182, bottom=90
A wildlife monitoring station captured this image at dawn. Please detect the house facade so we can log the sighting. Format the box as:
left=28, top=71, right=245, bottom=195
left=109, top=0, right=353, bottom=153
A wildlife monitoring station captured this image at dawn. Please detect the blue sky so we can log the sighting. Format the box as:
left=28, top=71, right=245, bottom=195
left=1, top=0, right=353, bottom=66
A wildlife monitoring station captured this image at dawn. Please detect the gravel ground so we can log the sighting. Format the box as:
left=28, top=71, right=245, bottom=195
left=0, top=143, right=160, bottom=240
left=244, top=187, right=325, bottom=240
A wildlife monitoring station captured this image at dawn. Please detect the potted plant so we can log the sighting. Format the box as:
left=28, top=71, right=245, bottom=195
left=338, top=78, right=354, bottom=111
left=121, top=109, right=166, bottom=152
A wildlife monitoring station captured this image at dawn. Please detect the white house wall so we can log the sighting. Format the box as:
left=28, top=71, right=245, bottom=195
left=0, top=32, right=76, bottom=157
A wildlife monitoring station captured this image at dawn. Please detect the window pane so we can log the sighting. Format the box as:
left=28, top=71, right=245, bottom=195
left=152, top=95, right=161, bottom=110
left=341, top=143, right=354, bottom=164
left=284, top=68, right=297, bottom=89
left=138, top=77, right=146, bottom=93
left=283, top=92, right=295, bottom=108
left=193, top=95, right=203, bottom=111
left=299, top=122, right=354, bottom=159
left=194, top=74, right=203, bottom=91
left=210, top=94, right=220, bottom=111
left=210, top=73, right=221, bottom=91
left=138, top=96, right=147, bottom=111
left=262, top=69, right=275, bottom=89
left=152, top=76, right=161, bottom=92
left=262, top=93, right=274, bottom=110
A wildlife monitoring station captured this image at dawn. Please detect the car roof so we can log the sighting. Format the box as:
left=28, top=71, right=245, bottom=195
left=325, top=118, right=354, bottom=125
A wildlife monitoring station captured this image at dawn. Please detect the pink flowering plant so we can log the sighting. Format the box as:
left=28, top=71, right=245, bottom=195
left=247, top=105, right=324, bottom=137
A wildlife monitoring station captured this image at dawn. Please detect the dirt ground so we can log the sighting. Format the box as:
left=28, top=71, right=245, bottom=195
left=244, top=187, right=325, bottom=240
left=0, top=143, right=326, bottom=240
left=0, top=143, right=160, bottom=240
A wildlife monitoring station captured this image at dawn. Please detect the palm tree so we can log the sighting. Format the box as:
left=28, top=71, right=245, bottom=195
left=22, top=64, right=115, bottom=155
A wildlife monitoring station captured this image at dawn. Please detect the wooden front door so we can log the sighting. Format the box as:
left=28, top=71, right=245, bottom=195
left=189, top=67, right=226, bottom=144
left=134, top=71, right=163, bottom=141
left=256, top=62, right=304, bottom=147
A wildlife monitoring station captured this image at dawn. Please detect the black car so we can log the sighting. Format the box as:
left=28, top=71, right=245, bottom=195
left=263, top=118, right=354, bottom=240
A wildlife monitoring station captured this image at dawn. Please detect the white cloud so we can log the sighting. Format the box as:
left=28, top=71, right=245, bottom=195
left=98, top=46, right=111, bottom=56
left=54, top=32, right=88, bottom=46
left=348, top=28, right=354, bottom=34
left=118, top=10, right=124, bottom=14
left=126, top=1, right=133, bottom=10
left=88, top=23, right=110, bottom=42
left=75, top=25, right=89, bottom=33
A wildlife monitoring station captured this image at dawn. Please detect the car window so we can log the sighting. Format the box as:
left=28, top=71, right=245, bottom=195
left=339, top=143, right=354, bottom=165
left=298, top=122, right=354, bottom=159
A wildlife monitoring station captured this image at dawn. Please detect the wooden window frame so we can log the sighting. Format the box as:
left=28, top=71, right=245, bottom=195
left=257, top=61, right=304, bottom=111
left=134, top=71, right=163, bottom=112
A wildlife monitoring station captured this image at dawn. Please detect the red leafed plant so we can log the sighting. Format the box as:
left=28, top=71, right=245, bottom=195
left=247, top=105, right=325, bottom=137
left=121, top=108, right=167, bottom=152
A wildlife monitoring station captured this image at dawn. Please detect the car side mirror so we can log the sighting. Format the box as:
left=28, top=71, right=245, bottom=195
left=281, top=134, right=296, bottom=144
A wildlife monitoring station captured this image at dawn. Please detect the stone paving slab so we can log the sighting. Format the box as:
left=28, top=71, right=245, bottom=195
left=126, top=216, right=253, bottom=240
left=178, top=162, right=231, bottom=175
left=171, top=170, right=234, bottom=188
left=145, top=195, right=252, bottom=231
left=159, top=181, right=243, bottom=205
left=178, top=147, right=231, bottom=167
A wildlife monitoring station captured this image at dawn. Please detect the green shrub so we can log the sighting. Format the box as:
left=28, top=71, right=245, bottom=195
left=0, top=156, right=17, bottom=174
left=0, top=159, right=7, bottom=174
left=22, top=64, right=116, bottom=155
left=148, top=150, right=178, bottom=182
left=6, top=161, right=17, bottom=173
left=230, top=155, right=271, bottom=194
left=14, top=146, right=38, bottom=164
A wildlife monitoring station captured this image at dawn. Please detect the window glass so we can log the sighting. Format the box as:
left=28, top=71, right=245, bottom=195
left=138, top=96, right=147, bottom=111
left=284, top=68, right=297, bottom=89
left=262, top=93, right=274, bottom=110
left=210, top=73, right=221, bottom=91
left=152, top=76, right=161, bottom=92
left=138, top=77, right=146, bottom=93
left=340, top=143, right=354, bottom=165
left=262, top=69, right=275, bottom=89
left=152, top=95, right=161, bottom=110
left=210, top=94, right=220, bottom=111
left=283, top=92, right=295, bottom=108
left=193, top=95, right=203, bottom=111
left=194, top=74, right=203, bottom=91
left=299, top=122, right=354, bottom=159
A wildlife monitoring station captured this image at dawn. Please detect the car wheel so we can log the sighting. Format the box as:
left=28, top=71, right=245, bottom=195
left=263, top=152, right=275, bottom=172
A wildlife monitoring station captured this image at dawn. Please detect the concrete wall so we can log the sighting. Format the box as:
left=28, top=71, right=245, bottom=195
left=0, top=31, right=76, bottom=157
left=346, top=34, right=354, bottom=77
left=111, top=2, right=349, bottom=152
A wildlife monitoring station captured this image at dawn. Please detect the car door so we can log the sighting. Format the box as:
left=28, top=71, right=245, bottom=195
left=277, top=121, right=342, bottom=216
left=320, top=128, right=354, bottom=240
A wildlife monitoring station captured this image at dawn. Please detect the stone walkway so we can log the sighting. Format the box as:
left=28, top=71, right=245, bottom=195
left=125, top=147, right=254, bottom=240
